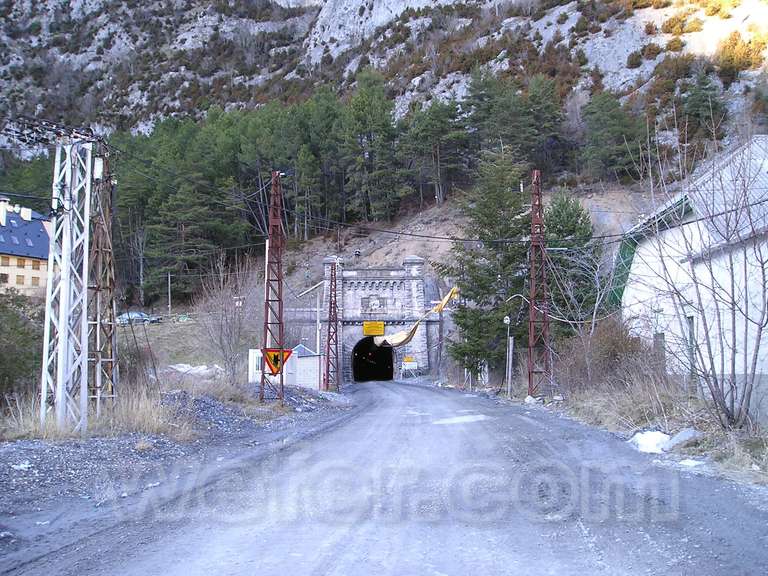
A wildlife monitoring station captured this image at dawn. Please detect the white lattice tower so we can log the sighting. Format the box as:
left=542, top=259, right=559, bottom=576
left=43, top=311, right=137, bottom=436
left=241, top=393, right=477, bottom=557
left=40, top=141, right=94, bottom=433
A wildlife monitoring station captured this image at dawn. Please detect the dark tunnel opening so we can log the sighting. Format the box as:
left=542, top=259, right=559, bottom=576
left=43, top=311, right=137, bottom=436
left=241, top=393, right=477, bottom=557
left=352, top=336, right=394, bottom=382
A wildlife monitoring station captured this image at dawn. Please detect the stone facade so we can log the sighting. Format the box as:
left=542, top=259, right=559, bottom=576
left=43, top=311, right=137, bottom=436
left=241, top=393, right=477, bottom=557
left=321, top=255, right=436, bottom=384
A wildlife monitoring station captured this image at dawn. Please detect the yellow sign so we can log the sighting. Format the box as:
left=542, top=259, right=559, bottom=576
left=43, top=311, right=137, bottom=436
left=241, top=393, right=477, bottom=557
left=363, top=321, right=385, bottom=336
left=403, top=355, right=415, bottom=362
left=262, top=348, right=292, bottom=375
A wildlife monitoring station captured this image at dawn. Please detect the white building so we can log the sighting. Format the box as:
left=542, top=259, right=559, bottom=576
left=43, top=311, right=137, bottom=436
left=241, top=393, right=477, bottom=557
left=248, top=344, right=322, bottom=390
left=285, top=344, right=321, bottom=389
left=617, top=135, right=768, bottom=425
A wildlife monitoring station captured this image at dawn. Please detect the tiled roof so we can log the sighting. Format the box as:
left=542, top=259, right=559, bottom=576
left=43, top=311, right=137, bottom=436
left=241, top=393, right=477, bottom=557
left=0, top=211, right=49, bottom=260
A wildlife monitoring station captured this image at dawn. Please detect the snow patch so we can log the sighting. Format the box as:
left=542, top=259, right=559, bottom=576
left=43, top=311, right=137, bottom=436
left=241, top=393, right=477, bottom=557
left=167, top=364, right=224, bottom=378
left=433, top=414, right=493, bottom=425
left=628, top=430, right=670, bottom=454
left=679, top=458, right=705, bottom=467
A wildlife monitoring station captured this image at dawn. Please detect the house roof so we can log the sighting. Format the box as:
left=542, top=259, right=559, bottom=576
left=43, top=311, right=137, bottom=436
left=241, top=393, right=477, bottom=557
left=0, top=209, right=49, bottom=260
left=611, top=135, right=768, bottom=305
left=292, top=343, right=318, bottom=357
left=624, top=135, right=768, bottom=242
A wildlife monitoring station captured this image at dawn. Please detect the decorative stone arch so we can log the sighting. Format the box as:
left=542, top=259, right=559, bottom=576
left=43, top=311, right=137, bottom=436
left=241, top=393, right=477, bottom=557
left=321, top=255, right=434, bottom=385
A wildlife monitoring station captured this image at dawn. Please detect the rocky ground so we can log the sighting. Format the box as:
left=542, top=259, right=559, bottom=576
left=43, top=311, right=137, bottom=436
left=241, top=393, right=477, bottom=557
left=0, top=384, right=353, bottom=559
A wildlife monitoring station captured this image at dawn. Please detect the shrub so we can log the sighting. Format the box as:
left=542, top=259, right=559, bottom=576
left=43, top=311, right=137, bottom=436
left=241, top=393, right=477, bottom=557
left=645, top=21, right=658, bottom=35
left=684, top=17, right=703, bottom=33
left=557, top=12, right=568, bottom=24
left=715, top=31, right=767, bottom=85
left=642, top=42, right=663, bottom=59
left=661, top=11, right=698, bottom=35
left=666, top=37, right=685, bottom=51
left=0, top=291, right=43, bottom=398
left=627, top=50, right=643, bottom=68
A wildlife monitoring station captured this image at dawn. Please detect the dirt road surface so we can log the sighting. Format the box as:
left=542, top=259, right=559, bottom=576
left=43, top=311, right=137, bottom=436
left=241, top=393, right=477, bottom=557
left=4, top=381, right=768, bottom=575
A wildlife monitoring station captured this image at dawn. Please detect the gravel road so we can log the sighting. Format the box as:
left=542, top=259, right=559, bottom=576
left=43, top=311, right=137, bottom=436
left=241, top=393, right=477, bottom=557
left=4, top=380, right=768, bottom=575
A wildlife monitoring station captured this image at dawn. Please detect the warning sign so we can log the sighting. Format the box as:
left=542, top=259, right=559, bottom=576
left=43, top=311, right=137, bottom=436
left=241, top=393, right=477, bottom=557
left=262, top=348, right=292, bottom=375
left=363, top=321, right=385, bottom=336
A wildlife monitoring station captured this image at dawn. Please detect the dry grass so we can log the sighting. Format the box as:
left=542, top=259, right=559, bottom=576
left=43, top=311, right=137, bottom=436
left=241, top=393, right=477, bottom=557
left=96, top=386, right=195, bottom=441
left=678, top=429, right=768, bottom=483
left=162, top=370, right=255, bottom=405
left=554, top=317, right=768, bottom=481
left=0, top=386, right=194, bottom=442
left=566, top=375, right=707, bottom=434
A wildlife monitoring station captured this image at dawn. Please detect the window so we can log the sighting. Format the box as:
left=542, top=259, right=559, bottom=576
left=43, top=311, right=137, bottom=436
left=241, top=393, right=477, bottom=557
left=25, top=238, right=33, bottom=247
left=10, top=219, right=17, bottom=227
left=16, top=258, right=25, bottom=269
left=0, top=273, right=7, bottom=284
left=11, top=236, right=19, bottom=245
left=31, top=276, right=39, bottom=287
left=32, top=260, right=40, bottom=270
left=15, top=275, right=24, bottom=285
left=0, top=256, right=8, bottom=266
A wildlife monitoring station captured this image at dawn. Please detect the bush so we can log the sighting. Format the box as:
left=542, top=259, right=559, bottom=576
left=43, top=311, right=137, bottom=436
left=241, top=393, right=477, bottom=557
left=715, top=31, right=768, bottom=85
left=661, top=11, right=699, bottom=35
left=642, top=42, right=663, bottom=59
left=554, top=318, right=693, bottom=433
left=666, top=37, right=685, bottom=52
left=0, top=291, right=43, bottom=397
left=627, top=50, right=643, bottom=68
left=645, top=21, right=658, bottom=35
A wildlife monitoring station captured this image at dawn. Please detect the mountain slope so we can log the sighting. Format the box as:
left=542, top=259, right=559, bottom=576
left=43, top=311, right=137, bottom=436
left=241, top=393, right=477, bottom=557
left=0, top=0, right=766, bottom=137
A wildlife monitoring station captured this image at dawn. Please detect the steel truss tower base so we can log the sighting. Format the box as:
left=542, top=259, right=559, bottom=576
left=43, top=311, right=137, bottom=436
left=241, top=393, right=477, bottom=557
left=527, top=169, right=552, bottom=397
left=260, top=172, right=286, bottom=403
left=322, top=260, right=340, bottom=392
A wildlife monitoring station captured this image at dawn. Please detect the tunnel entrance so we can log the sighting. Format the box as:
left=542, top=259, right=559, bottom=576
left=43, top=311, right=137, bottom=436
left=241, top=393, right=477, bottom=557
left=352, top=336, right=394, bottom=382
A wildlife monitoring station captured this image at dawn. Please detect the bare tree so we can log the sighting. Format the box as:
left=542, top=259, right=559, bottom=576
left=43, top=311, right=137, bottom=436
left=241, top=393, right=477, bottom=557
left=194, top=254, right=263, bottom=386
left=546, top=245, right=618, bottom=385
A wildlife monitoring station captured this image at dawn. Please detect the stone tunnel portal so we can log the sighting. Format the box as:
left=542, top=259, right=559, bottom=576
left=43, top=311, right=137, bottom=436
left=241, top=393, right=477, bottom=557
left=352, top=337, right=394, bottom=382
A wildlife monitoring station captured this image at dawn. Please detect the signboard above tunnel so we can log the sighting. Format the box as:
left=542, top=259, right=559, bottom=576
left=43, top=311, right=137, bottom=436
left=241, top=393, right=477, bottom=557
left=363, top=321, right=385, bottom=336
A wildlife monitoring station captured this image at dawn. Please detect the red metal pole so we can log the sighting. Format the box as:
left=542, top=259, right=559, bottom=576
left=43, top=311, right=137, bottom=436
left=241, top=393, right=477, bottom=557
left=527, top=169, right=551, bottom=397
left=260, top=171, right=286, bottom=403
left=323, top=260, right=340, bottom=392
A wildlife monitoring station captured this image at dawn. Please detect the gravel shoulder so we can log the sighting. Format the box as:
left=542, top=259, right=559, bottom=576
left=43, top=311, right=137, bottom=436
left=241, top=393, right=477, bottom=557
left=0, top=385, right=359, bottom=569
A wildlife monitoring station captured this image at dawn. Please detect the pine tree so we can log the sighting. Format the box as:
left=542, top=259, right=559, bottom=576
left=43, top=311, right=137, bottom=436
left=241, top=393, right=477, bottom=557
left=526, top=74, right=565, bottom=169
left=582, top=92, right=644, bottom=180
left=401, top=99, right=468, bottom=206
left=683, top=73, right=726, bottom=141
left=544, top=192, right=596, bottom=337
left=339, top=70, right=399, bottom=221
left=439, top=151, right=530, bottom=375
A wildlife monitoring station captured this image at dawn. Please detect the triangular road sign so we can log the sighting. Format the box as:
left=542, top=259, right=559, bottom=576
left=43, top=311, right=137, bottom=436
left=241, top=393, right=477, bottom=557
left=262, top=348, right=292, bottom=375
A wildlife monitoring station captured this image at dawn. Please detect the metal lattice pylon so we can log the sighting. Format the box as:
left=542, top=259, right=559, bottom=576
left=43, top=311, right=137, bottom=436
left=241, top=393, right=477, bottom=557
left=260, top=172, right=286, bottom=403
left=87, top=152, right=119, bottom=416
left=527, top=169, right=552, bottom=397
left=2, top=117, right=118, bottom=434
left=323, top=259, right=340, bottom=392
left=40, top=142, right=94, bottom=433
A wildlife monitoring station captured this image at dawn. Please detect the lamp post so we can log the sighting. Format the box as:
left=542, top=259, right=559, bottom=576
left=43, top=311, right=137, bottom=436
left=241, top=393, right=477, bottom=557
left=503, top=315, right=512, bottom=398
